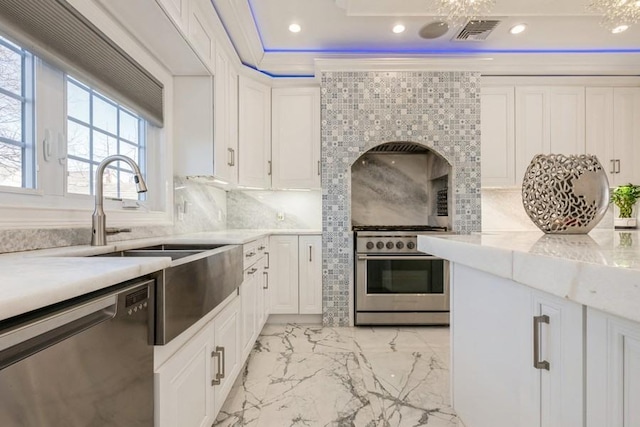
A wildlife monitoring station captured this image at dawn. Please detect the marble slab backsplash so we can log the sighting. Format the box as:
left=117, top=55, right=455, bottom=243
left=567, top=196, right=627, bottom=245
left=0, top=176, right=227, bottom=254
left=227, top=190, right=321, bottom=229
left=482, top=188, right=614, bottom=232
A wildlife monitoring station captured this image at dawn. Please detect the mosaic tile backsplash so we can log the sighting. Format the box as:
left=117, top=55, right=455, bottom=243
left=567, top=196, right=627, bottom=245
left=321, top=71, right=482, bottom=326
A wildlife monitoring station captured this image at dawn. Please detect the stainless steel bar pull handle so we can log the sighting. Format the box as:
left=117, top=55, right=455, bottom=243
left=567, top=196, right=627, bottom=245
left=268, top=160, right=272, bottom=176
left=218, top=346, right=225, bottom=378
left=265, top=252, right=270, bottom=269
left=211, top=349, right=222, bottom=385
left=263, top=271, right=269, bottom=289
left=232, top=149, right=235, bottom=166
left=616, top=159, right=621, bottom=174
left=227, top=147, right=233, bottom=166
left=309, top=245, right=312, bottom=262
left=248, top=267, right=258, bottom=275
left=317, top=160, right=321, bottom=176
left=533, top=315, right=550, bottom=370
left=611, top=159, right=616, bottom=174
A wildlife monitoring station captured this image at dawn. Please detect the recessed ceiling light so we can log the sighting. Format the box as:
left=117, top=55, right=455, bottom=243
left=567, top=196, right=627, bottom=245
left=288, top=23, right=301, bottom=33
left=612, top=24, right=629, bottom=33
left=509, top=24, right=527, bottom=35
left=393, top=24, right=406, bottom=34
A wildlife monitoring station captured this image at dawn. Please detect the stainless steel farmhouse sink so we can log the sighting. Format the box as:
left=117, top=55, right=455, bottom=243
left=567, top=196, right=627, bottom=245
left=94, top=243, right=243, bottom=344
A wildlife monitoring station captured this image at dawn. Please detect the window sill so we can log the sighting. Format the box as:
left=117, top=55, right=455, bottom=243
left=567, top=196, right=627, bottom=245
left=0, top=204, right=172, bottom=229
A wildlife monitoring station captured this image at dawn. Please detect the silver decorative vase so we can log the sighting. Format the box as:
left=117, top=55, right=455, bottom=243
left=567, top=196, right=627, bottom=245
left=521, top=154, right=610, bottom=234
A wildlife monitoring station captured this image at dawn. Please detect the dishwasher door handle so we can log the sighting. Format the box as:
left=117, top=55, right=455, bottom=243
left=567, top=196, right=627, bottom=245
left=0, top=294, right=117, bottom=370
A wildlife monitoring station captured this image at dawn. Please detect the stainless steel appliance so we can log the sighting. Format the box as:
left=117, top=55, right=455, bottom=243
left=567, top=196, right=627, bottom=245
left=0, top=278, right=155, bottom=426
left=355, top=225, right=449, bottom=325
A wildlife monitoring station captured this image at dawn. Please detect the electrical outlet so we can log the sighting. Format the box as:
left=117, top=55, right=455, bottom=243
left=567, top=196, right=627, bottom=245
left=277, top=212, right=285, bottom=221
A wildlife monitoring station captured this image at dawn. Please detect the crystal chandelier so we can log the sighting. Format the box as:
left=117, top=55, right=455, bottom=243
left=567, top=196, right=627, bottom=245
left=434, top=0, right=496, bottom=23
left=589, top=0, right=640, bottom=29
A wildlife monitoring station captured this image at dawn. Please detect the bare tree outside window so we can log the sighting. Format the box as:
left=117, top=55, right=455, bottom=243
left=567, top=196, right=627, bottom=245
left=0, top=37, right=33, bottom=188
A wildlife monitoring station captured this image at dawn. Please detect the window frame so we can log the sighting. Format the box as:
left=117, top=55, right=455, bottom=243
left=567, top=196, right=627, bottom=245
left=65, top=75, right=148, bottom=201
left=0, top=36, right=35, bottom=191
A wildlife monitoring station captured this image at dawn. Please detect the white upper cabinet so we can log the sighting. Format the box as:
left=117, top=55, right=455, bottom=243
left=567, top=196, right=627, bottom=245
left=157, top=0, right=190, bottom=32
left=173, top=76, right=214, bottom=176
left=481, top=86, right=515, bottom=187
left=213, top=48, right=238, bottom=184
left=515, top=86, right=585, bottom=184
left=238, top=76, right=271, bottom=188
left=188, top=0, right=216, bottom=71
left=271, top=87, right=321, bottom=189
left=586, top=87, right=640, bottom=187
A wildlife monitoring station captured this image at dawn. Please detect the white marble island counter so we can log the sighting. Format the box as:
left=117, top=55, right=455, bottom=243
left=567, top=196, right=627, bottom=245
left=418, top=230, right=640, bottom=324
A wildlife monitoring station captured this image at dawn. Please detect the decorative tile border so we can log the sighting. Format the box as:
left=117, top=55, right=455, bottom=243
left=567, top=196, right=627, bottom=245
left=320, top=71, right=482, bottom=326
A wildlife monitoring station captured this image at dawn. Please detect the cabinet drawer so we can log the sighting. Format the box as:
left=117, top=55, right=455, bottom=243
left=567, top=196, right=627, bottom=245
left=243, top=237, right=268, bottom=270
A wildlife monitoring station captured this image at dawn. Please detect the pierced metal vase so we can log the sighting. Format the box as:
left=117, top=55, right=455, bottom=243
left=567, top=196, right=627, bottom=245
left=522, top=154, right=610, bottom=234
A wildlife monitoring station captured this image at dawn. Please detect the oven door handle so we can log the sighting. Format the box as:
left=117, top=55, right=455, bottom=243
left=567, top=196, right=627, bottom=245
left=357, top=255, right=442, bottom=261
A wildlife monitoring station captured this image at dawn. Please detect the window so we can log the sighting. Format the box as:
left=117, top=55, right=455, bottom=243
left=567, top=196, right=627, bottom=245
left=66, top=76, right=146, bottom=200
left=0, top=36, right=34, bottom=188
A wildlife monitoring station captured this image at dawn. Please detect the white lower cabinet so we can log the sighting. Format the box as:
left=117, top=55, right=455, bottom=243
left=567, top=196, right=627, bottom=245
left=270, top=234, right=322, bottom=315
left=451, top=264, right=583, bottom=427
left=156, top=296, right=240, bottom=426
left=240, top=262, right=258, bottom=358
left=587, top=308, right=640, bottom=427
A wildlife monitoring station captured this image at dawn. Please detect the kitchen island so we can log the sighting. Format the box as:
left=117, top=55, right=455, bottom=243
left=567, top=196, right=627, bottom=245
left=418, top=230, right=640, bottom=427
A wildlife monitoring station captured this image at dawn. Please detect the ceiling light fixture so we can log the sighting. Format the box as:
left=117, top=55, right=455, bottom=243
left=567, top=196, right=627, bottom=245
left=589, top=0, right=640, bottom=30
left=288, top=23, right=301, bottom=33
left=612, top=24, right=630, bottom=32
left=435, top=0, right=496, bottom=24
left=509, top=23, right=527, bottom=34
left=393, top=24, right=406, bottom=33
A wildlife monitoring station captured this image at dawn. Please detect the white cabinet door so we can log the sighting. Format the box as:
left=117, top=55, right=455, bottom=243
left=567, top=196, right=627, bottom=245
left=452, top=264, right=584, bottom=427
left=213, top=49, right=239, bottom=184
left=238, top=76, right=271, bottom=188
left=240, top=267, right=257, bottom=358
left=587, top=308, right=640, bottom=427
left=613, top=87, right=640, bottom=185
left=212, top=297, right=241, bottom=417
left=481, top=86, right=515, bottom=187
left=263, top=248, right=272, bottom=319
left=156, top=325, right=213, bottom=427
left=515, top=86, right=585, bottom=184
left=173, top=76, right=214, bottom=176
left=532, top=290, right=584, bottom=427
left=188, top=0, right=215, bottom=71
left=549, top=87, right=585, bottom=155
left=269, top=235, right=299, bottom=314
left=586, top=87, right=615, bottom=183
left=271, top=87, right=321, bottom=189
left=452, top=264, right=534, bottom=427
left=586, top=87, right=640, bottom=187
left=298, top=235, right=322, bottom=314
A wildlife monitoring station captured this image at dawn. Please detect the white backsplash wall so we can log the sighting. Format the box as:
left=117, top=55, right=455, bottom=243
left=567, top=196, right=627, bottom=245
left=0, top=176, right=227, bottom=254
left=227, top=190, right=321, bottom=229
left=482, top=188, right=614, bottom=232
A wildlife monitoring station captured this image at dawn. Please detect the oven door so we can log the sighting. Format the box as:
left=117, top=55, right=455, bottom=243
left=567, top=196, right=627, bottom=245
left=356, top=254, right=449, bottom=312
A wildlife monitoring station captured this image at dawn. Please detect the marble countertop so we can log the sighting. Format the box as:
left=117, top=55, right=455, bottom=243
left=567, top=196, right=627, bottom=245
left=0, top=228, right=321, bottom=322
left=418, top=230, right=640, bottom=323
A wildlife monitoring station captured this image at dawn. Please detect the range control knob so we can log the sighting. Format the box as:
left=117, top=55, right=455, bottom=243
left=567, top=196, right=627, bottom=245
left=366, top=241, right=374, bottom=250
left=396, top=241, right=405, bottom=249
left=406, top=241, right=416, bottom=250
left=376, top=241, right=385, bottom=249
left=386, top=241, right=394, bottom=249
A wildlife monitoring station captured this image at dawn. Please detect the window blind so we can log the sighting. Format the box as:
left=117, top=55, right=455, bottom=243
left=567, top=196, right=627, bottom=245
left=0, top=0, right=164, bottom=126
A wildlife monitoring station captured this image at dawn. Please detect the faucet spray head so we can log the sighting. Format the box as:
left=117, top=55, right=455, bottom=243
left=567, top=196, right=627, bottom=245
left=134, top=174, right=148, bottom=193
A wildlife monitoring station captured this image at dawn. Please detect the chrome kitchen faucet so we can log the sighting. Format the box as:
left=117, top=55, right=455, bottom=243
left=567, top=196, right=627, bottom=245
left=91, top=155, right=148, bottom=246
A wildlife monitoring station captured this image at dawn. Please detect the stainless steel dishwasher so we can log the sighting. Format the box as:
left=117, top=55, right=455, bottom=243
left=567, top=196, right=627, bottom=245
left=0, top=278, right=155, bottom=426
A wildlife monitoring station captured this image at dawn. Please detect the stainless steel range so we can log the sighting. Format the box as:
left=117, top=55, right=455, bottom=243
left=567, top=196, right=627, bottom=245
left=354, top=225, right=449, bottom=326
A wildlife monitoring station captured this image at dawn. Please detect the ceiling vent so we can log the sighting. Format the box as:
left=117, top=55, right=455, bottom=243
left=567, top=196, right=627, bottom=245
left=453, top=20, right=500, bottom=41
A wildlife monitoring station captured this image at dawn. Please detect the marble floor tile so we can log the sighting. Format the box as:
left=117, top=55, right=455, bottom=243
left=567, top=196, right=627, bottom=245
left=214, top=324, right=461, bottom=427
